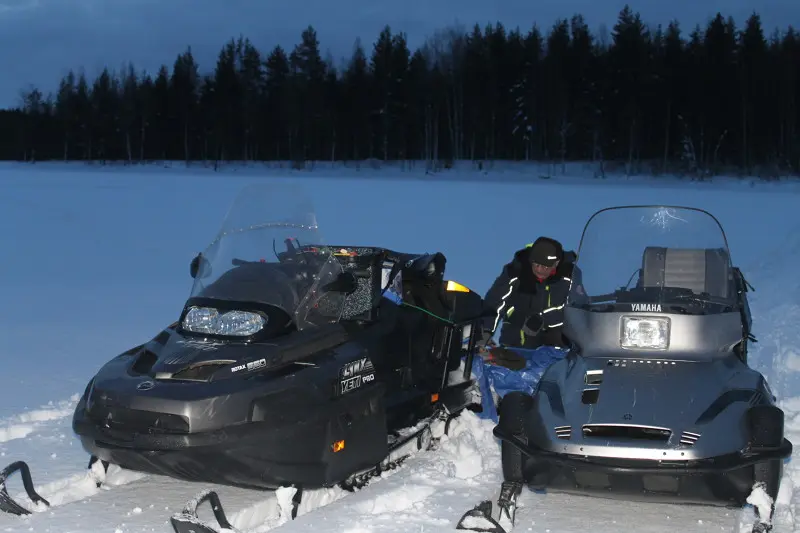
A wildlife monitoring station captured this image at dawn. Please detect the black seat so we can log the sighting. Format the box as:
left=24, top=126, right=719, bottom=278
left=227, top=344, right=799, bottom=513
left=640, top=246, right=732, bottom=298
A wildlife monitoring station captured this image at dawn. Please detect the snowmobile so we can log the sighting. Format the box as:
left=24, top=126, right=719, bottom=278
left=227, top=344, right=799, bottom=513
left=0, top=183, right=487, bottom=529
left=458, top=205, right=793, bottom=533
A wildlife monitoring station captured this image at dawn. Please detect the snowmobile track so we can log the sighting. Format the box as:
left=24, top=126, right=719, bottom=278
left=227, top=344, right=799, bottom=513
left=0, top=403, right=469, bottom=533
left=170, top=404, right=463, bottom=533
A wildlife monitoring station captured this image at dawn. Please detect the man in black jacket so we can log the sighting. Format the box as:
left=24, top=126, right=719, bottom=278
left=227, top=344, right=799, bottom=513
left=479, top=237, right=578, bottom=365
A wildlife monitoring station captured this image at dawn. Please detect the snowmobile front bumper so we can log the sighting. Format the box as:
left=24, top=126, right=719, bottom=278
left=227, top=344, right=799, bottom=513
left=72, top=384, right=391, bottom=491
left=494, top=426, right=793, bottom=506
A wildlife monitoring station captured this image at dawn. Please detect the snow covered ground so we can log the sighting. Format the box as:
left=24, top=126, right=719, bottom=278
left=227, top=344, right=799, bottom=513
left=0, top=161, right=799, bottom=532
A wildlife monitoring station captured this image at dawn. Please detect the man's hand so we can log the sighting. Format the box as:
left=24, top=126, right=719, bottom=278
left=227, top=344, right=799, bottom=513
left=481, top=346, right=526, bottom=371
left=477, top=336, right=497, bottom=355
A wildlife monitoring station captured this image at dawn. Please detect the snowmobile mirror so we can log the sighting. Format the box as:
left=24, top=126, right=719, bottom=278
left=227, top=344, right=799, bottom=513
left=322, top=272, right=358, bottom=294
left=189, top=253, right=211, bottom=279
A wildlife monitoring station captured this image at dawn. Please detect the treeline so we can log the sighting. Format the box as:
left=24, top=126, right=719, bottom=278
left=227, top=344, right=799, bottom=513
left=4, top=6, right=800, bottom=177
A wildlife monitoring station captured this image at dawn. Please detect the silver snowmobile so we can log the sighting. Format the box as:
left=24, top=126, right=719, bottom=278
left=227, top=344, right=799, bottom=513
left=459, top=205, right=793, bottom=533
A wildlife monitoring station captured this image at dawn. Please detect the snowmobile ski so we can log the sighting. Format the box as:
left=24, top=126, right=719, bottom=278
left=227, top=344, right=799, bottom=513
left=171, top=486, right=305, bottom=533
left=0, top=455, right=110, bottom=516
left=456, top=480, right=523, bottom=533
left=0, top=461, right=50, bottom=516
left=750, top=500, right=776, bottom=533
left=171, top=489, right=237, bottom=533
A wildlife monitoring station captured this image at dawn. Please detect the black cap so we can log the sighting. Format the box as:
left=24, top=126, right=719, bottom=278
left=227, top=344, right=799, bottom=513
left=528, top=237, right=563, bottom=267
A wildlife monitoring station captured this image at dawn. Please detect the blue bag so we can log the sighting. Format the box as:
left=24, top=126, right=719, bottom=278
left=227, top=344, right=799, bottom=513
left=470, top=346, right=568, bottom=422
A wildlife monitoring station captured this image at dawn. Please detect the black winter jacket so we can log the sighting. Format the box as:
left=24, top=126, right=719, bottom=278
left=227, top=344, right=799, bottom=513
left=481, top=247, right=579, bottom=349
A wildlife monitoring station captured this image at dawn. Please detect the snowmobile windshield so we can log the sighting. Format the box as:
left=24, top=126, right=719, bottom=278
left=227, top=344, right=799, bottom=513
left=567, top=206, right=738, bottom=315
left=187, top=182, right=348, bottom=331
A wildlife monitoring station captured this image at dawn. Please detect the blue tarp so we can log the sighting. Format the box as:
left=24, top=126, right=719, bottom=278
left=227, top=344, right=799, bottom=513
left=470, top=346, right=568, bottom=422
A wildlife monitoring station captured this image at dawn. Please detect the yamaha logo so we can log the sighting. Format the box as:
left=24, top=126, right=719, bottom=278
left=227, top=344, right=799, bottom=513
left=137, top=380, right=155, bottom=391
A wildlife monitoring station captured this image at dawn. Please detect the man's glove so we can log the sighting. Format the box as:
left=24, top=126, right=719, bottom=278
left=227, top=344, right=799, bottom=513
left=482, top=346, right=526, bottom=371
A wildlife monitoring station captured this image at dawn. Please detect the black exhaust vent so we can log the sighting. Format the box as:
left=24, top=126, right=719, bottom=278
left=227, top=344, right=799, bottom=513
left=582, top=424, right=672, bottom=441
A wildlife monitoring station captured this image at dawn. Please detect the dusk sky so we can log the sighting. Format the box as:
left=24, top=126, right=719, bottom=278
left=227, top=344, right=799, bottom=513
left=1, top=0, right=798, bottom=109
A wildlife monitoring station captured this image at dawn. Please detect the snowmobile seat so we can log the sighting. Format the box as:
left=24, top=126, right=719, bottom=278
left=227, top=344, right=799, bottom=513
left=640, top=246, right=732, bottom=299
left=397, top=255, right=484, bottom=381
left=324, top=247, right=479, bottom=388
left=387, top=253, right=454, bottom=381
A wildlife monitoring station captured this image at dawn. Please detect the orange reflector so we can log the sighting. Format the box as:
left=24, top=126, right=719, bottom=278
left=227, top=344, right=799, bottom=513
left=431, top=393, right=439, bottom=403
left=331, top=440, right=345, bottom=452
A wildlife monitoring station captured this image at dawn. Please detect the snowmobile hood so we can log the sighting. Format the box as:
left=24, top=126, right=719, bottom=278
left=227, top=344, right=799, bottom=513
left=148, top=335, right=269, bottom=378
left=551, top=355, right=758, bottom=440
left=93, top=321, right=352, bottom=388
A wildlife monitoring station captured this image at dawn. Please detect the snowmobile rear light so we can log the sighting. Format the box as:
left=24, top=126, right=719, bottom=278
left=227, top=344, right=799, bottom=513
left=620, top=316, right=670, bottom=350
left=182, top=306, right=266, bottom=337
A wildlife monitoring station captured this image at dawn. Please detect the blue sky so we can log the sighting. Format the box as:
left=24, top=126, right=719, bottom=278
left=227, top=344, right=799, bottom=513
left=1, top=0, right=798, bottom=109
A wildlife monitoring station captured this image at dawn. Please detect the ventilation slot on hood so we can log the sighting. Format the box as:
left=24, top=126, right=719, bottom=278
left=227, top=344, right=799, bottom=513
left=131, top=350, right=158, bottom=374
left=581, top=388, right=600, bottom=404
left=171, top=361, right=235, bottom=382
left=582, top=424, right=672, bottom=441
left=585, top=370, right=603, bottom=385
left=607, top=359, right=679, bottom=367
left=680, top=431, right=701, bottom=446
left=555, top=426, right=572, bottom=439
left=153, top=329, right=171, bottom=346
left=88, top=405, right=189, bottom=435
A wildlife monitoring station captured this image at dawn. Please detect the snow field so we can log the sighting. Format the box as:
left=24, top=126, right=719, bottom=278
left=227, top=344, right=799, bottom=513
left=0, top=163, right=799, bottom=532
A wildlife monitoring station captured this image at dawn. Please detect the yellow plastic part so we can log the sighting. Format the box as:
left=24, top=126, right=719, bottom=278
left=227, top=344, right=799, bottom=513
left=445, top=280, right=470, bottom=293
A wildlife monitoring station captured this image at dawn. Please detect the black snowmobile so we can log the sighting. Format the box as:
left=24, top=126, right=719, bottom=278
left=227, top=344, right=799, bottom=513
left=0, top=183, right=487, bottom=530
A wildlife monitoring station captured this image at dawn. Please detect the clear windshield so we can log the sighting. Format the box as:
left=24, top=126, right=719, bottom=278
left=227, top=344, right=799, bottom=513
left=189, top=182, right=346, bottom=330
left=568, top=206, right=737, bottom=313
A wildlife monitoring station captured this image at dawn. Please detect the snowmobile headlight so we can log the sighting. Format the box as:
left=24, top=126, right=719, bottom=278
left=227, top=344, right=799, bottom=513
left=620, top=316, right=670, bottom=350
left=182, top=306, right=266, bottom=337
